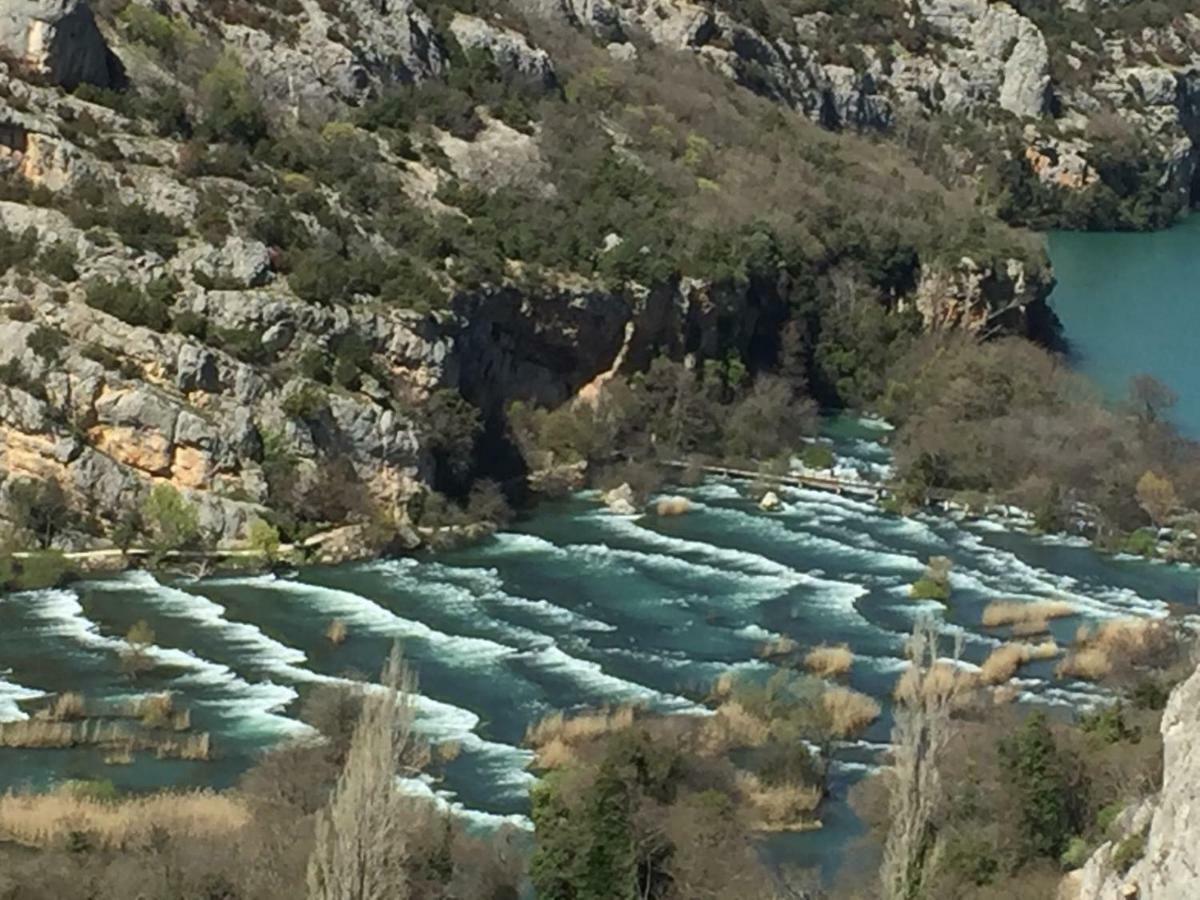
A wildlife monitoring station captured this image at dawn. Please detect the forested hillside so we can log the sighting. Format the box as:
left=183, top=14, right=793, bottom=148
left=0, top=0, right=1194, bottom=560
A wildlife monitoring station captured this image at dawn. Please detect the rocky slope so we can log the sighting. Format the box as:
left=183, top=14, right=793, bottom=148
left=525, top=0, right=1200, bottom=228
left=0, top=0, right=1110, bottom=550
left=1067, top=660, right=1200, bottom=899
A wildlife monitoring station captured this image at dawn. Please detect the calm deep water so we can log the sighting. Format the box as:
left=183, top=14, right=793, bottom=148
left=1049, top=214, right=1200, bottom=435
left=4, top=222, right=1200, bottom=881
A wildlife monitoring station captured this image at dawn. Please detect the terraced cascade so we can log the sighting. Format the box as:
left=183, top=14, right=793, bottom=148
left=2, top=420, right=1197, bottom=879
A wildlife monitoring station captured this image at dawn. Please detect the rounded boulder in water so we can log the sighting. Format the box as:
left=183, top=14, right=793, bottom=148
left=654, top=496, right=692, bottom=517
left=759, top=491, right=782, bottom=511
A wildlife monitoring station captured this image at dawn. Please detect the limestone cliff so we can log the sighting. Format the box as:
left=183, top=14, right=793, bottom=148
left=517, top=0, right=1200, bottom=227
left=0, top=0, right=1064, bottom=550
left=1067, top=662, right=1200, bottom=899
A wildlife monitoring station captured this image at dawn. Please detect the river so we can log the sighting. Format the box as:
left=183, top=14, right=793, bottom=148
left=1049, top=215, right=1200, bottom=435
left=3, top=417, right=1198, bottom=882
left=4, top=221, right=1200, bottom=881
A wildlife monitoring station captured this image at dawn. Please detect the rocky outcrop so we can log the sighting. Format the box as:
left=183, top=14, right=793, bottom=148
left=1069, top=664, right=1200, bottom=898
left=0, top=0, right=117, bottom=88
left=908, top=256, right=1054, bottom=336
left=449, top=14, right=556, bottom=88
left=515, top=0, right=1200, bottom=222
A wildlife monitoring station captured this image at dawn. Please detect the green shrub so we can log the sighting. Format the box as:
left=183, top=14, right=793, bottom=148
left=999, top=711, right=1079, bottom=861
left=1079, top=704, right=1140, bottom=745
left=26, top=325, right=67, bottom=363
left=281, top=383, right=328, bottom=421
left=1122, top=528, right=1158, bottom=557
left=37, top=242, right=79, bottom=282
left=0, top=225, right=38, bottom=275
left=1111, top=831, right=1146, bottom=874
left=60, top=779, right=120, bottom=803
left=12, top=550, right=70, bottom=590
left=119, top=4, right=195, bottom=59
left=197, top=52, right=268, bottom=146
left=1096, top=801, right=1125, bottom=836
left=1060, top=835, right=1091, bottom=869
left=909, top=576, right=950, bottom=602
left=143, top=484, right=201, bottom=554
left=80, top=343, right=122, bottom=370
left=209, top=325, right=267, bottom=364
left=172, top=310, right=208, bottom=339
left=85, top=280, right=172, bottom=331
left=0, top=359, right=46, bottom=398
left=246, top=517, right=281, bottom=561
left=108, top=202, right=183, bottom=258
left=1130, top=677, right=1170, bottom=711
left=800, top=443, right=836, bottom=470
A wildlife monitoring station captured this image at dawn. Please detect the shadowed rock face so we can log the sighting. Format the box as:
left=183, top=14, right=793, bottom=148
left=0, top=0, right=118, bottom=88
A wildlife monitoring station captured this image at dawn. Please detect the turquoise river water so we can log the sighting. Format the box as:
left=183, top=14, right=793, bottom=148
left=2, top=417, right=1198, bottom=882
left=1049, top=215, right=1200, bottom=435
left=4, top=220, right=1200, bottom=881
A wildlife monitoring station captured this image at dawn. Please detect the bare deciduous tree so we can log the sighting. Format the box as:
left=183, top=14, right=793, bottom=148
left=880, top=618, right=969, bottom=900
left=306, top=643, right=422, bottom=900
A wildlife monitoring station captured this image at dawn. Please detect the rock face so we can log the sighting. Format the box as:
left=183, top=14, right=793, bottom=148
left=515, top=0, right=1200, bottom=222
left=0, top=0, right=115, bottom=88
left=1071, top=664, right=1200, bottom=898
left=909, top=256, right=1053, bottom=335
left=449, top=14, right=556, bottom=88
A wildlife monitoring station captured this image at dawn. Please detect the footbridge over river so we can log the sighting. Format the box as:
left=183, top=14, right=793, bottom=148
left=660, top=461, right=966, bottom=505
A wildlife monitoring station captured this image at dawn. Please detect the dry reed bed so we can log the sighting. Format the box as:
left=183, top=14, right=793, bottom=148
left=734, top=772, right=822, bottom=831
left=1056, top=618, right=1172, bottom=681
left=822, top=686, right=880, bottom=738
left=0, top=789, right=249, bottom=850
left=804, top=645, right=853, bottom=678
left=981, top=600, right=1076, bottom=634
left=757, top=636, right=800, bottom=659
left=0, top=719, right=212, bottom=760
left=0, top=692, right=211, bottom=761
left=525, top=706, right=639, bottom=768
left=978, top=641, right=1059, bottom=685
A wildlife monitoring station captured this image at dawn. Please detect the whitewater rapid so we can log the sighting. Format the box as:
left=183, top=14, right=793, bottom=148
left=0, top=421, right=1192, bottom=828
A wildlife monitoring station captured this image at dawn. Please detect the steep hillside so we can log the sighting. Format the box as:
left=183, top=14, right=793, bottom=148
left=535, top=0, right=1200, bottom=230
left=0, top=0, right=1124, bottom=552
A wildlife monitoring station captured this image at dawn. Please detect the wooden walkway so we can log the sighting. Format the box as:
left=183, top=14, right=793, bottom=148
left=661, top=461, right=894, bottom=500
left=660, top=461, right=982, bottom=506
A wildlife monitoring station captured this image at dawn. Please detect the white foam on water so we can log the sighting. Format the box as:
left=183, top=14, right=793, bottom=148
left=228, top=578, right=542, bottom=776
left=857, top=655, right=911, bottom=675
left=384, top=569, right=556, bottom=650
left=395, top=774, right=533, bottom=831
left=90, top=572, right=323, bottom=685
left=24, top=588, right=307, bottom=736
left=734, top=623, right=777, bottom=641
left=592, top=513, right=801, bottom=580
left=856, top=414, right=894, bottom=432
left=688, top=482, right=744, bottom=501
left=485, top=533, right=566, bottom=557
left=724, top=504, right=927, bottom=576
left=1036, top=534, right=1094, bottom=549
left=568, top=542, right=797, bottom=604
left=21, top=588, right=125, bottom=651
left=255, top=578, right=521, bottom=664
left=526, top=645, right=701, bottom=712
left=830, top=759, right=877, bottom=776
left=784, top=486, right=882, bottom=517
left=0, top=675, right=44, bottom=723
left=951, top=529, right=1168, bottom=620
left=412, top=566, right=619, bottom=638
